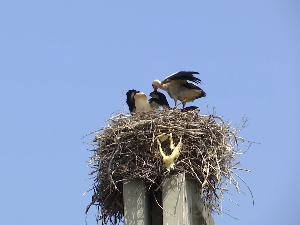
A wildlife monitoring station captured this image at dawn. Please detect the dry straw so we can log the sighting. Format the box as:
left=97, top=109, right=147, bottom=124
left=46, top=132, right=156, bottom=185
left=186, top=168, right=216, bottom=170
left=84, top=108, right=254, bottom=224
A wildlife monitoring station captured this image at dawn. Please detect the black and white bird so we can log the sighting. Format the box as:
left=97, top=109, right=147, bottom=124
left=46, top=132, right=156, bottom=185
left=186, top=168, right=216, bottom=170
left=126, top=89, right=170, bottom=113
left=150, top=90, right=200, bottom=112
left=152, top=71, right=206, bottom=108
left=149, top=91, right=170, bottom=109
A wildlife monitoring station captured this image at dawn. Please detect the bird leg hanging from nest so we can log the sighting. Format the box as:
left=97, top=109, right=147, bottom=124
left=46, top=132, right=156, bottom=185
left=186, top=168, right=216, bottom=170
left=156, top=133, right=182, bottom=171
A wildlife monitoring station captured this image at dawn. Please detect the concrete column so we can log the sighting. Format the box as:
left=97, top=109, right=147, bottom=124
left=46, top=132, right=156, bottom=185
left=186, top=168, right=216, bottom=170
left=187, top=181, right=215, bottom=225
left=123, top=180, right=151, bottom=225
left=162, top=173, right=192, bottom=225
left=162, top=173, right=215, bottom=225
left=123, top=175, right=215, bottom=225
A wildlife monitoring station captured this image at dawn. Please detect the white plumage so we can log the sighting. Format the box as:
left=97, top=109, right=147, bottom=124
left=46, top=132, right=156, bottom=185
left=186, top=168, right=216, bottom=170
left=134, top=92, right=152, bottom=112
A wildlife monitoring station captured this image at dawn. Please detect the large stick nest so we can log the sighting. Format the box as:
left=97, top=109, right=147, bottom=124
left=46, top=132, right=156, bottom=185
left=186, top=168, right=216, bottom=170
left=85, top=109, right=253, bottom=224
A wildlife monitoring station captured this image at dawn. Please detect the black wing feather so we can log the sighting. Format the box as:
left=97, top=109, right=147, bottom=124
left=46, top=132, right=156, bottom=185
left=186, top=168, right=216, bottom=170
left=149, top=91, right=170, bottom=108
left=149, top=98, right=170, bottom=109
left=182, top=83, right=206, bottom=98
left=182, top=106, right=199, bottom=112
left=182, top=82, right=201, bottom=90
left=126, top=89, right=139, bottom=112
left=161, top=71, right=201, bottom=84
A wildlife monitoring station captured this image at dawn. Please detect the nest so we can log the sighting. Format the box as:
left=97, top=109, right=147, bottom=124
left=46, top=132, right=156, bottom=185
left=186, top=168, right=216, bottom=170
left=85, top=109, right=253, bottom=224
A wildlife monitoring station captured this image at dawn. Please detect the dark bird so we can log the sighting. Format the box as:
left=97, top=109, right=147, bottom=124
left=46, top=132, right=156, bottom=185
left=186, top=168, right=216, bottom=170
left=126, top=89, right=169, bottom=113
left=152, top=71, right=206, bottom=108
left=126, top=89, right=139, bottom=112
left=181, top=106, right=200, bottom=113
left=149, top=90, right=170, bottom=109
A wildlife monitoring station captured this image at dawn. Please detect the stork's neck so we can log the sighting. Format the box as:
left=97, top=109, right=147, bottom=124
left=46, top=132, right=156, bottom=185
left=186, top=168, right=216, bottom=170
left=160, top=83, right=167, bottom=91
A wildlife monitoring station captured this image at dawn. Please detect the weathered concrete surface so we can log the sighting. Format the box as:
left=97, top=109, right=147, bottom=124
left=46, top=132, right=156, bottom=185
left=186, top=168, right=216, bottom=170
left=123, top=174, right=215, bottom=225
left=123, top=180, right=151, bottom=225
left=162, top=173, right=215, bottom=225
left=162, top=173, right=192, bottom=225
left=187, top=180, right=215, bottom=225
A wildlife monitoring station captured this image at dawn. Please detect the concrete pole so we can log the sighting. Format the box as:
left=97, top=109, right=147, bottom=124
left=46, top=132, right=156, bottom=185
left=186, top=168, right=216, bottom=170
left=123, top=180, right=151, bottom=225
left=162, top=173, right=215, bottom=225
left=123, top=174, right=215, bottom=225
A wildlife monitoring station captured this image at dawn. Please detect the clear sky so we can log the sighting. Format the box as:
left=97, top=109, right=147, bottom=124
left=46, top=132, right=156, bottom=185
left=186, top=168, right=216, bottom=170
left=1, top=1, right=299, bottom=225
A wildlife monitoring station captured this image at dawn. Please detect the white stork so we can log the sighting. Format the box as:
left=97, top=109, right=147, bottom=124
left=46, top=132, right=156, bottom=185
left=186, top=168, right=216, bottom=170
left=126, top=89, right=169, bottom=113
left=152, top=71, right=206, bottom=108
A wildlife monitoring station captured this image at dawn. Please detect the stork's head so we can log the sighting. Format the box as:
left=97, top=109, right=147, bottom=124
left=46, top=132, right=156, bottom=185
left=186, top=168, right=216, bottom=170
left=152, top=80, right=161, bottom=91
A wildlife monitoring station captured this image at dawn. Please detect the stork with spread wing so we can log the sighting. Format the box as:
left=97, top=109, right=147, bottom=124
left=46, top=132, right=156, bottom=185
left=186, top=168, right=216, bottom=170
left=152, top=71, right=206, bottom=108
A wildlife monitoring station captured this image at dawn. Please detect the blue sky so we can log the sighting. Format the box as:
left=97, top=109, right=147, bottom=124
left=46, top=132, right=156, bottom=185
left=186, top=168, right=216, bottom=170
left=1, top=1, right=299, bottom=224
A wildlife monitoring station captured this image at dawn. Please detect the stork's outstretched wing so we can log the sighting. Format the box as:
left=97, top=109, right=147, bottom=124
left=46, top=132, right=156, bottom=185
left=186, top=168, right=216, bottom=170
left=161, top=71, right=201, bottom=85
left=152, top=71, right=205, bottom=108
